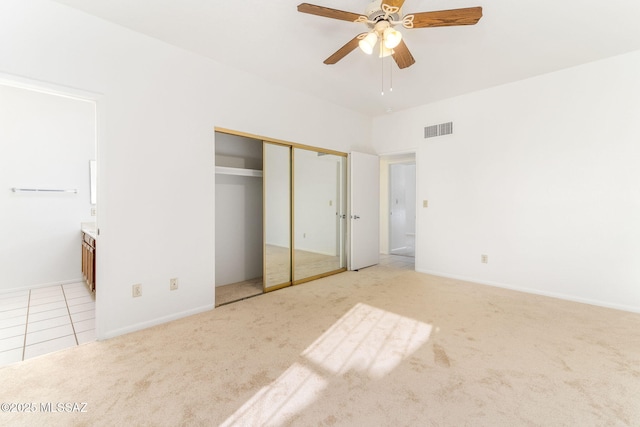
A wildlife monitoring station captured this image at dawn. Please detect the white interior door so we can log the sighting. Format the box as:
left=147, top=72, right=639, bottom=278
left=349, top=151, right=380, bottom=270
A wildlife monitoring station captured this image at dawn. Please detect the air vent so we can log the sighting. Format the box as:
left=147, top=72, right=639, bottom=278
left=424, top=122, right=453, bottom=139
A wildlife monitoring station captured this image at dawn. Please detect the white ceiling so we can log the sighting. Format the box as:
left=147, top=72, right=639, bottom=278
left=52, top=0, right=640, bottom=116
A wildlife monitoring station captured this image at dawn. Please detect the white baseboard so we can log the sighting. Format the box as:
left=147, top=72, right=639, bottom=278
left=0, top=278, right=85, bottom=295
left=415, top=268, right=640, bottom=314
left=99, top=304, right=215, bottom=340
left=390, top=246, right=406, bottom=252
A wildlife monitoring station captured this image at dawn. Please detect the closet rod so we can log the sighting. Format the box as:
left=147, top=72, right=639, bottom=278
left=11, top=188, right=78, bottom=194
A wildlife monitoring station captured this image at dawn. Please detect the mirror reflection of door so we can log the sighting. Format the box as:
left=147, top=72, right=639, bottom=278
left=263, top=142, right=292, bottom=291
left=293, top=148, right=347, bottom=283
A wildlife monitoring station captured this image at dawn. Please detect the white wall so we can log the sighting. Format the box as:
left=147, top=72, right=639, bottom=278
left=0, top=84, right=95, bottom=290
left=373, top=50, right=640, bottom=312
left=215, top=174, right=263, bottom=286
left=0, top=0, right=371, bottom=338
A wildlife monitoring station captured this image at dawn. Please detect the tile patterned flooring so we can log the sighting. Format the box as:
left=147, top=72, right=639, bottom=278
left=0, top=282, right=95, bottom=367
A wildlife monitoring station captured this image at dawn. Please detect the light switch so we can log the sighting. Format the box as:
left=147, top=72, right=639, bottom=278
left=423, top=200, right=428, bottom=208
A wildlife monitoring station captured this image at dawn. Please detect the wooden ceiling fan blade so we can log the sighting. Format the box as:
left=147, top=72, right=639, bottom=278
left=324, top=34, right=366, bottom=64
left=408, top=6, right=483, bottom=28
left=392, top=39, right=415, bottom=69
left=297, top=3, right=362, bottom=22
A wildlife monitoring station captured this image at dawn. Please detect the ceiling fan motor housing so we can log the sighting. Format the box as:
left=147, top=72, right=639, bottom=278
left=365, top=0, right=401, bottom=26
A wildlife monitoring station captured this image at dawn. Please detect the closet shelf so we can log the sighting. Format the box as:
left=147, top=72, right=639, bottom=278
left=215, top=166, right=263, bottom=178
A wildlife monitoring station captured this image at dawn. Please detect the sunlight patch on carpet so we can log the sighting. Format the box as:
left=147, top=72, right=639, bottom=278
left=221, top=303, right=432, bottom=426
left=220, top=363, right=327, bottom=427
left=302, top=303, right=432, bottom=378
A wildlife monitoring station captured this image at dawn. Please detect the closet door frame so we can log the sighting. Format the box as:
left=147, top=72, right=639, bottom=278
left=214, top=127, right=348, bottom=292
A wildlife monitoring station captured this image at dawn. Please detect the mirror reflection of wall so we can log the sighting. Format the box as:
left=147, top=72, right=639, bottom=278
left=293, top=148, right=347, bottom=282
left=263, top=143, right=291, bottom=290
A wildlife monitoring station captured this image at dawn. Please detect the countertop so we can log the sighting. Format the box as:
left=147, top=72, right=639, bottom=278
left=81, top=222, right=97, bottom=239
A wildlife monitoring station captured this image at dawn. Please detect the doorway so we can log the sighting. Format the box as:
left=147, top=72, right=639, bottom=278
left=379, top=153, right=416, bottom=260
left=389, top=162, right=416, bottom=257
left=0, top=78, right=98, bottom=366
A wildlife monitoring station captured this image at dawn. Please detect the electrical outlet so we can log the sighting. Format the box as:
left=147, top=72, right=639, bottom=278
left=170, top=278, right=178, bottom=291
left=132, top=283, right=142, bottom=297
left=481, top=254, right=488, bottom=264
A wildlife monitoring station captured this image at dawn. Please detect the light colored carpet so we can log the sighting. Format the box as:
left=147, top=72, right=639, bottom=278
left=215, top=278, right=263, bottom=307
left=1, top=263, right=639, bottom=426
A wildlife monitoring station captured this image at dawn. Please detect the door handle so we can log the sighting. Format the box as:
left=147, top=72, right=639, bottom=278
left=352, top=215, right=360, bottom=219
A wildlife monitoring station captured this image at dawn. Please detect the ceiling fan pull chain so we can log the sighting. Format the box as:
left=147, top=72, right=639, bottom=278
left=390, top=53, right=393, bottom=92
left=381, top=42, right=385, bottom=96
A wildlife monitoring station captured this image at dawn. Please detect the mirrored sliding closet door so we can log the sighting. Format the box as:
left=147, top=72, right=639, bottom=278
left=263, top=142, right=292, bottom=291
left=293, top=148, right=347, bottom=284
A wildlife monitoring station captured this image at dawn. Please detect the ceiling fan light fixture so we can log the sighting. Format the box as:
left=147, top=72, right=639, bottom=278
left=358, top=31, right=378, bottom=55
left=298, top=2, right=483, bottom=70
left=383, top=27, right=402, bottom=49
left=378, top=44, right=394, bottom=58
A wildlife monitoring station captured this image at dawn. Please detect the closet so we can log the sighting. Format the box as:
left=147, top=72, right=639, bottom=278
left=215, top=129, right=348, bottom=303
left=214, top=133, right=264, bottom=304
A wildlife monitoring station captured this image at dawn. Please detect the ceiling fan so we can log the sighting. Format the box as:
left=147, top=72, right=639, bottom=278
left=297, top=0, right=483, bottom=69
